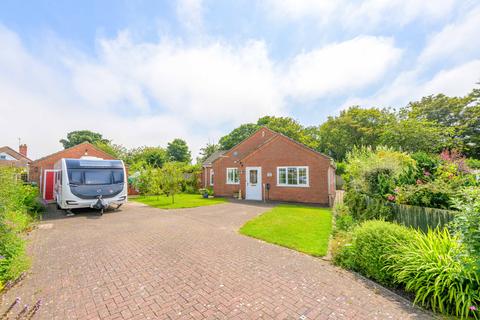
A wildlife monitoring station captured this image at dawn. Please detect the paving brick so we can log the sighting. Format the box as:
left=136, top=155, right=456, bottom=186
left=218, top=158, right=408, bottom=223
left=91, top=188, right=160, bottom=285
left=0, top=202, right=434, bottom=319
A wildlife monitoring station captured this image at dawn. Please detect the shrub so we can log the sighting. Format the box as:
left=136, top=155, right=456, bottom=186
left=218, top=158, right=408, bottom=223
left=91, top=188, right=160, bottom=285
left=344, top=190, right=393, bottom=221
left=466, top=158, right=480, bottom=169
left=333, top=204, right=355, bottom=232
left=345, top=146, right=415, bottom=196
left=450, top=187, right=480, bottom=270
left=333, top=220, right=415, bottom=286
left=0, top=167, right=38, bottom=288
left=0, top=224, right=29, bottom=289
left=388, top=228, right=480, bottom=319
left=411, top=152, right=439, bottom=179
left=395, top=181, right=454, bottom=209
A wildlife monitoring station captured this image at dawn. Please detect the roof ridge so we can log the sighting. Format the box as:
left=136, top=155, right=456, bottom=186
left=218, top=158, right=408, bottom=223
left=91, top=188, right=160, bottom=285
left=31, top=141, right=114, bottom=163
left=0, top=146, right=32, bottom=162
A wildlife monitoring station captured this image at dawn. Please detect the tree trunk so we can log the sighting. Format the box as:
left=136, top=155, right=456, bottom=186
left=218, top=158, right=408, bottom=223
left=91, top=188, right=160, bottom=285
left=172, top=193, right=175, bottom=204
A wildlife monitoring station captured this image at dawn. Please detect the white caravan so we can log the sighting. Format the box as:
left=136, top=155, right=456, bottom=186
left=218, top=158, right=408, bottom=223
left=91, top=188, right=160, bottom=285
left=54, top=157, right=127, bottom=214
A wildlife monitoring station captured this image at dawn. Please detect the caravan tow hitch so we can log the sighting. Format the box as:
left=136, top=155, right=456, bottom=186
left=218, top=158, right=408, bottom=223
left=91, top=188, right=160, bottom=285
left=92, top=196, right=107, bottom=215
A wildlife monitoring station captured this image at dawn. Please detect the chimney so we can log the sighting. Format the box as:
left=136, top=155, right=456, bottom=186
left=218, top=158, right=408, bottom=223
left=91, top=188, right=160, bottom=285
left=19, top=144, right=27, bottom=157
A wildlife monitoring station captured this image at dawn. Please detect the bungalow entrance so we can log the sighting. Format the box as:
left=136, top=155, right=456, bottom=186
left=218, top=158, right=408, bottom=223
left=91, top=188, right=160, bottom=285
left=245, top=167, right=262, bottom=200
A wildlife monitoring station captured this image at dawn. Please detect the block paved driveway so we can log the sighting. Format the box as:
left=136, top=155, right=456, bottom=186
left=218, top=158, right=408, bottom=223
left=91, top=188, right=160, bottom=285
left=1, top=201, right=434, bottom=319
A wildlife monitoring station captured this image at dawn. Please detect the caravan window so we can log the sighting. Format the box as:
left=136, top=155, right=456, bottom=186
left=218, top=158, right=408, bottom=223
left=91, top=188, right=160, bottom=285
left=112, top=170, right=124, bottom=184
left=70, top=171, right=83, bottom=184
left=84, top=171, right=112, bottom=185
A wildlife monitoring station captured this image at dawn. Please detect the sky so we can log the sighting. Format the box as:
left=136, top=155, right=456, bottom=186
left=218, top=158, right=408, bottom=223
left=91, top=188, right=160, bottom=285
left=1, top=0, right=479, bottom=160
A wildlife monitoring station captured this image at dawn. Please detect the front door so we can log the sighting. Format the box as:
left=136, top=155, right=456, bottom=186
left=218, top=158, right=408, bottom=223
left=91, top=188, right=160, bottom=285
left=245, top=167, right=262, bottom=200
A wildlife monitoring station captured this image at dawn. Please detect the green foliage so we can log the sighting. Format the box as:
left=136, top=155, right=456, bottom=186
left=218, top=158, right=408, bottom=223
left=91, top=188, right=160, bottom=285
left=219, top=123, right=259, bottom=150
left=333, top=204, right=355, bottom=232
left=159, top=162, right=184, bottom=204
left=411, top=152, right=439, bottom=179
left=197, top=142, right=220, bottom=163
left=218, top=116, right=322, bottom=151
left=466, top=158, right=480, bottom=169
left=94, top=141, right=127, bottom=159
left=388, top=228, right=479, bottom=318
left=59, top=130, right=109, bottom=149
left=0, top=167, right=39, bottom=288
left=166, top=138, right=192, bottom=163
left=381, top=119, right=455, bottom=154
left=344, top=191, right=393, bottom=221
left=318, top=106, right=395, bottom=160
left=126, top=146, right=168, bottom=169
left=395, top=181, right=454, bottom=209
left=334, top=221, right=415, bottom=286
left=450, top=187, right=480, bottom=270
left=345, top=146, right=414, bottom=197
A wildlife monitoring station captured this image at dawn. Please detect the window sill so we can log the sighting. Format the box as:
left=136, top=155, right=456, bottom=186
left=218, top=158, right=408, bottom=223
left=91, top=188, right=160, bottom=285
left=226, top=182, right=240, bottom=185
left=276, top=184, right=310, bottom=188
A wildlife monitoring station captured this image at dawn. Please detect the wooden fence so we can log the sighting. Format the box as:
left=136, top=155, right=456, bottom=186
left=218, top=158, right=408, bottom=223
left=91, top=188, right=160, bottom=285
left=336, top=191, right=457, bottom=232
left=390, top=203, right=456, bottom=232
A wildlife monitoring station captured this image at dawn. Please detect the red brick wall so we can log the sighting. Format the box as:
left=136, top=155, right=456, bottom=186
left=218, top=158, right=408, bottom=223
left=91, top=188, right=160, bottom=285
left=201, top=167, right=214, bottom=188
left=29, top=143, right=115, bottom=192
left=213, top=133, right=334, bottom=205
left=213, top=128, right=275, bottom=197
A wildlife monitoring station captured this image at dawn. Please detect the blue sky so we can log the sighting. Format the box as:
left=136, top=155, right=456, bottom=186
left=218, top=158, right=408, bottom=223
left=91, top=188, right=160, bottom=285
left=1, top=0, right=479, bottom=159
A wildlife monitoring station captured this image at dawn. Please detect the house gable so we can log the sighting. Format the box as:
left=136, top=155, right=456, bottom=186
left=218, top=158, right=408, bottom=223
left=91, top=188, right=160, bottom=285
left=214, top=126, right=278, bottom=165
left=0, top=146, right=31, bottom=162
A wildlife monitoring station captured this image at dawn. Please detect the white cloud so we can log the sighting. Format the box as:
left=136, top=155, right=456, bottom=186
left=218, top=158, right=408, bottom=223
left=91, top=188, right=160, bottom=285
left=342, top=60, right=480, bottom=110
left=265, top=0, right=458, bottom=29
left=0, top=25, right=404, bottom=159
left=419, top=6, right=480, bottom=64
left=176, top=0, right=204, bottom=32
left=283, top=36, right=402, bottom=100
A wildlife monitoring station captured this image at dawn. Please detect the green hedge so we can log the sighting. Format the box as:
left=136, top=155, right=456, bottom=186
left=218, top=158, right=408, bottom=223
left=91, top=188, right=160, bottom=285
left=0, top=168, right=42, bottom=289
left=333, top=221, right=480, bottom=319
left=333, top=220, right=415, bottom=286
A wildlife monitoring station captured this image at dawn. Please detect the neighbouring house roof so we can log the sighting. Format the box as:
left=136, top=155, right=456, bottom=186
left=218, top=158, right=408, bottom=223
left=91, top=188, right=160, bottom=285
left=202, top=150, right=226, bottom=167
left=30, top=142, right=115, bottom=164
left=0, top=146, right=32, bottom=162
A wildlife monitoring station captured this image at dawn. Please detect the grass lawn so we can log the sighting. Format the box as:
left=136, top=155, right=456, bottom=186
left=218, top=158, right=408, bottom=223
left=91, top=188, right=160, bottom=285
left=239, top=204, right=333, bottom=256
left=131, top=193, right=227, bottom=209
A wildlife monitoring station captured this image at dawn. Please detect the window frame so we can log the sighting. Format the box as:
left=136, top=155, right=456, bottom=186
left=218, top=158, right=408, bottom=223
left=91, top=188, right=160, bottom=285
left=277, top=166, right=309, bottom=187
left=209, top=169, right=214, bottom=186
left=226, top=167, right=240, bottom=185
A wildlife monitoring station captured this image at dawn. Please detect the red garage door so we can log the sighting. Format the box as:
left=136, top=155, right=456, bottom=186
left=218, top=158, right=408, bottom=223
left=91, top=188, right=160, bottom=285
left=43, top=170, right=55, bottom=202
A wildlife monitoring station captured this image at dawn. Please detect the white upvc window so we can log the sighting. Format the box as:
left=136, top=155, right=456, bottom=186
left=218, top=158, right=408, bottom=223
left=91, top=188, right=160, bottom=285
left=210, top=169, right=214, bottom=185
left=226, top=168, right=239, bottom=184
left=277, top=166, right=309, bottom=187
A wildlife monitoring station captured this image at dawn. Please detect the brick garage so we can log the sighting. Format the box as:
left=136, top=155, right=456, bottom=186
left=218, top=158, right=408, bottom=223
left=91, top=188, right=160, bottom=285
left=29, top=142, right=115, bottom=198
left=202, top=127, right=336, bottom=205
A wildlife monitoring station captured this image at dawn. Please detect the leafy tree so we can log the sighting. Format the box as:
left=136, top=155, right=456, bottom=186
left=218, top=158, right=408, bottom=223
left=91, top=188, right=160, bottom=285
left=461, top=103, right=480, bottom=158
left=381, top=119, right=456, bottom=154
left=94, top=141, right=127, bottom=159
left=257, top=116, right=320, bottom=149
left=401, top=94, right=470, bottom=127
left=318, top=106, right=395, bottom=160
left=197, top=142, right=220, bottom=163
left=167, top=139, right=192, bottom=163
left=126, top=147, right=168, bottom=169
left=218, top=116, right=321, bottom=151
left=219, top=123, right=259, bottom=150
left=160, top=162, right=184, bottom=204
left=60, top=130, right=109, bottom=149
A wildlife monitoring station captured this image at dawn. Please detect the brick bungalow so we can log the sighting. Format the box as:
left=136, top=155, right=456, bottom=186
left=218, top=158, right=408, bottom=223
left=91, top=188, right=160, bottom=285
left=29, top=142, right=115, bottom=201
left=202, top=127, right=336, bottom=205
